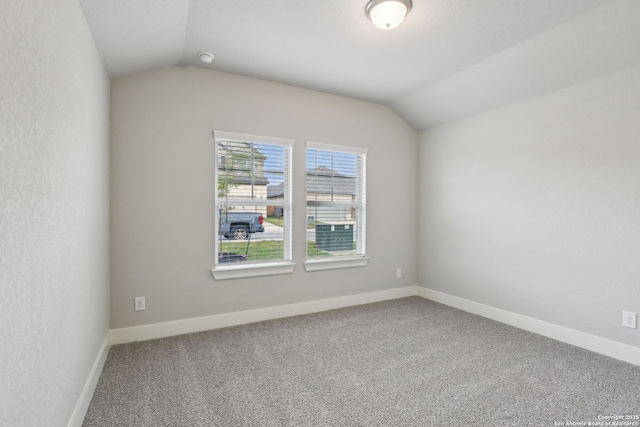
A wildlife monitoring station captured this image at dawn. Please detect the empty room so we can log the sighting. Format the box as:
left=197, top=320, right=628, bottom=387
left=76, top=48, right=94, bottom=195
left=2, top=0, right=639, bottom=426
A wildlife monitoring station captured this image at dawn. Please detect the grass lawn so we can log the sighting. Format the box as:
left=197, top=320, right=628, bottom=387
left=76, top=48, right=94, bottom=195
left=264, top=216, right=284, bottom=227
left=264, top=216, right=319, bottom=230
left=219, top=239, right=332, bottom=261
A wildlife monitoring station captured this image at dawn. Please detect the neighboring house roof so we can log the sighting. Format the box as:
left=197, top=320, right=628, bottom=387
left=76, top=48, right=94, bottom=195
left=267, top=183, right=284, bottom=198
left=268, top=167, right=355, bottom=198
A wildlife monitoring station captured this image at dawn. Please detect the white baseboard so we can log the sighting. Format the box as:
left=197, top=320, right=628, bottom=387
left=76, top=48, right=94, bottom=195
left=110, top=286, right=418, bottom=345
left=67, top=333, right=110, bottom=427
left=417, top=286, right=640, bottom=366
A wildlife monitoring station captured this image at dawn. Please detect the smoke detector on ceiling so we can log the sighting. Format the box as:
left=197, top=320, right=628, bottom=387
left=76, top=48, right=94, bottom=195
left=199, top=52, right=214, bottom=64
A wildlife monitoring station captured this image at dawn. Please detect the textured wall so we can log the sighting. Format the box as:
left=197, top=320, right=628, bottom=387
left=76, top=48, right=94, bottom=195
left=0, top=1, right=110, bottom=426
left=418, top=65, right=640, bottom=348
left=110, top=66, right=418, bottom=329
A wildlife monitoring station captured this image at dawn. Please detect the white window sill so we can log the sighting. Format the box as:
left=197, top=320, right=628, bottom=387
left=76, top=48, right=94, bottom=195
left=212, top=262, right=296, bottom=280
left=304, top=256, right=369, bottom=272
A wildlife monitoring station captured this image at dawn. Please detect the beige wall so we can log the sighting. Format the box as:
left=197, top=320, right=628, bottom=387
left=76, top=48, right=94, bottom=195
left=110, top=66, right=418, bottom=329
left=223, top=184, right=268, bottom=217
left=418, top=64, right=640, bottom=348
left=0, top=1, right=110, bottom=425
left=225, top=184, right=268, bottom=201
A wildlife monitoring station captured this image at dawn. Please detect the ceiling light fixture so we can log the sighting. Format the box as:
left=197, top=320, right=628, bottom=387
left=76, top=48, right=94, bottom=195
left=199, top=52, right=214, bottom=64
left=365, top=0, right=412, bottom=30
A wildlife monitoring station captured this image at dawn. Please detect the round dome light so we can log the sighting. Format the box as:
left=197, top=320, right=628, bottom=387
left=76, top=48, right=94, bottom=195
left=365, top=0, right=412, bottom=30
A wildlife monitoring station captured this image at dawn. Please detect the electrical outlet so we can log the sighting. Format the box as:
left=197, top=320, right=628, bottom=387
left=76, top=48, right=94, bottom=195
left=134, top=296, right=146, bottom=311
left=396, top=268, right=402, bottom=278
left=622, top=311, right=636, bottom=329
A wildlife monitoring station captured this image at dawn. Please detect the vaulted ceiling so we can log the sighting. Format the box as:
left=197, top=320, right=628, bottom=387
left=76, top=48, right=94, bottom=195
left=79, top=0, right=640, bottom=130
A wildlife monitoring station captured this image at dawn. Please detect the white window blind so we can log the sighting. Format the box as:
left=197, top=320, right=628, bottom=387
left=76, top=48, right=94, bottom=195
left=306, top=142, right=367, bottom=260
left=214, top=131, right=292, bottom=267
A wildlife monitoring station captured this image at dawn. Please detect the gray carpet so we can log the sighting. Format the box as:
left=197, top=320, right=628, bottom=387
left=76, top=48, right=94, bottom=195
left=83, top=297, right=640, bottom=426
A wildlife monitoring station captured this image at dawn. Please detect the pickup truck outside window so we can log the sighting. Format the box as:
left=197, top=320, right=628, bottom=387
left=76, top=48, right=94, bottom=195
left=219, top=211, right=264, bottom=241
left=214, top=131, right=293, bottom=272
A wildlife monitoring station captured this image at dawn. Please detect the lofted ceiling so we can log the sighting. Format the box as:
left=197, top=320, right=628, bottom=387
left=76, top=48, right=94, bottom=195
left=79, top=0, right=640, bottom=130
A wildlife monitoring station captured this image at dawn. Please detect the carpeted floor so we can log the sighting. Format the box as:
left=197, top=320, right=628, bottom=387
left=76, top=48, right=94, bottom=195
left=83, top=297, right=640, bottom=426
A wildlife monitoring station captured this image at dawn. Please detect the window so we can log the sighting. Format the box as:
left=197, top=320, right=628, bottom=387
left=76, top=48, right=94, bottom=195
left=305, top=142, right=368, bottom=271
left=213, top=131, right=294, bottom=279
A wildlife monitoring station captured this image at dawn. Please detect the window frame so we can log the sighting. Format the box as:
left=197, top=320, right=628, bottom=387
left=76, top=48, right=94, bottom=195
left=212, top=130, right=295, bottom=280
left=304, top=141, right=369, bottom=271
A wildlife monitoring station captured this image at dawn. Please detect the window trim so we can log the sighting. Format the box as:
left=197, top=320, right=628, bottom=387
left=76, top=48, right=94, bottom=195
left=304, top=141, right=368, bottom=270
left=212, top=130, right=294, bottom=279
left=304, top=256, right=369, bottom=272
left=212, top=261, right=296, bottom=280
